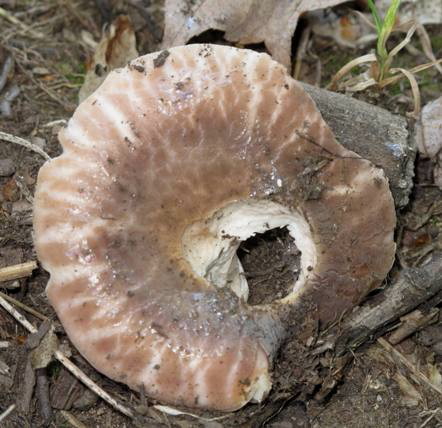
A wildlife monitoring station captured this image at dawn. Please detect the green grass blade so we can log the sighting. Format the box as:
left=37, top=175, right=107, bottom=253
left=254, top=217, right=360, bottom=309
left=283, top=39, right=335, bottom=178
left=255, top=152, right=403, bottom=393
left=367, top=0, right=382, bottom=34
left=378, top=0, right=402, bottom=59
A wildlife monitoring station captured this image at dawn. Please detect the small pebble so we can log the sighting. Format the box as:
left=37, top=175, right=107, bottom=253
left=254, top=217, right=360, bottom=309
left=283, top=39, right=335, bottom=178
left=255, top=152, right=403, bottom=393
left=0, top=158, right=15, bottom=176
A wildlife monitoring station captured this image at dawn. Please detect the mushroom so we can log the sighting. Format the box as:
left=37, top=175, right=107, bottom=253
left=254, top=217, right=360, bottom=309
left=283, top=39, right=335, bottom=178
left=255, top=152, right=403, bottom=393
left=33, top=44, right=396, bottom=411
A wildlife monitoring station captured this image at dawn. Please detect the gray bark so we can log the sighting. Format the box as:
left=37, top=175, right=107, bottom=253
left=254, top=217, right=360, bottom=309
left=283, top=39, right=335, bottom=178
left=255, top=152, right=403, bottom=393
left=333, top=251, right=442, bottom=354
left=302, top=83, right=415, bottom=208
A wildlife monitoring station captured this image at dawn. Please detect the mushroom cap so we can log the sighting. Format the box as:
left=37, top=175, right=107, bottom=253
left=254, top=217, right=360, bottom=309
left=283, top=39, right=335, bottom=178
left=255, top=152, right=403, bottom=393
left=33, top=44, right=396, bottom=411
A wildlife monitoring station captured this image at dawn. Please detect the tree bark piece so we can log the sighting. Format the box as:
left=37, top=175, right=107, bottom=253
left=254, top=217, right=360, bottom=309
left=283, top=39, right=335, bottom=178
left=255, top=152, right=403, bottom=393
left=0, top=261, right=37, bottom=282
left=302, top=83, right=415, bottom=208
left=388, top=308, right=439, bottom=345
left=334, top=251, right=442, bottom=354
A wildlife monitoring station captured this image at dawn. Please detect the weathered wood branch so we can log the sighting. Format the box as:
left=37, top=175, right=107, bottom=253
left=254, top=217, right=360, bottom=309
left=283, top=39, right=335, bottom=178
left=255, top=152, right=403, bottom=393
left=302, top=83, right=415, bottom=208
left=333, top=251, right=442, bottom=354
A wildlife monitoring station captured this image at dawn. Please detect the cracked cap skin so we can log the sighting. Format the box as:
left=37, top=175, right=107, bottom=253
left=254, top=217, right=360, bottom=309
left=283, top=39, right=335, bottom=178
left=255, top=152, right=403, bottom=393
left=33, top=44, right=396, bottom=411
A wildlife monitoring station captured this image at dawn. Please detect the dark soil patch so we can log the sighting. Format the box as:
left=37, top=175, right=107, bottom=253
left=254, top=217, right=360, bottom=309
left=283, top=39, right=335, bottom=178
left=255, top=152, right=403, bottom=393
left=238, top=227, right=301, bottom=306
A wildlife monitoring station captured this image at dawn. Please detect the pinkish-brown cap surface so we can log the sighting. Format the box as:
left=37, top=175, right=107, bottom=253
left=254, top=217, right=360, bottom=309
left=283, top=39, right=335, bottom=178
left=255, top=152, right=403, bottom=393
left=33, top=44, right=396, bottom=411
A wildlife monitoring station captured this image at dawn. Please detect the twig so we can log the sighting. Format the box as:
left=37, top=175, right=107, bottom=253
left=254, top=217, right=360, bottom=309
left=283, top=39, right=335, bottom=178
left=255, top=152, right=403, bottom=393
left=12, top=59, right=75, bottom=112
left=0, top=84, right=21, bottom=117
left=334, top=251, right=442, bottom=354
left=0, top=55, right=13, bottom=92
left=0, top=293, right=37, bottom=333
left=42, top=119, right=67, bottom=128
left=54, top=350, right=134, bottom=418
left=0, top=294, right=134, bottom=419
left=0, top=131, right=51, bottom=160
left=60, top=410, right=90, bottom=428
left=0, top=7, right=44, bottom=39
left=0, top=291, right=48, bottom=322
left=419, top=408, right=441, bottom=428
left=0, top=403, right=15, bottom=423
left=378, top=337, right=442, bottom=397
left=0, top=261, right=37, bottom=282
left=389, top=308, right=438, bottom=345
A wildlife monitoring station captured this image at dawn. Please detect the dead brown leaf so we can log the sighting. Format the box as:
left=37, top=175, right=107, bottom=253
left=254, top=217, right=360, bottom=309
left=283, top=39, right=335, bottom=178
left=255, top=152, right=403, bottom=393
left=162, top=0, right=348, bottom=69
left=79, top=15, right=139, bottom=102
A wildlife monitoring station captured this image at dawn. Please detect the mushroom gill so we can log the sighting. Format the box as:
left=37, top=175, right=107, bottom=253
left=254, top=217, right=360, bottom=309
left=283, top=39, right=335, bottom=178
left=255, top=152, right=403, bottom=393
left=33, top=44, right=396, bottom=411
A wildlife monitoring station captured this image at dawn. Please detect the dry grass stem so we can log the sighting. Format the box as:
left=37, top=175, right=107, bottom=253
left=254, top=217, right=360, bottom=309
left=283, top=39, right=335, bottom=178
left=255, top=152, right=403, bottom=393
left=153, top=404, right=227, bottom=421
left=345, top=77, right=377, bottom=92
left=0, top=131, right=51, bottom=160
left=416, top=23, right=442, bottom=75
left=378, top=337, right=442, bottom=397
left=0, top=291, right=48, bottom=322
left=0, top=294, right=134, bottom=419
left=327, top=53, right=377, bottom=90
left=389, top=67, right=421, bottom=117
left=0, top=403, right=16, bottom=423
left=387, top=24, right=416, bottom=64
left=0, top=261, right=37, bottom=282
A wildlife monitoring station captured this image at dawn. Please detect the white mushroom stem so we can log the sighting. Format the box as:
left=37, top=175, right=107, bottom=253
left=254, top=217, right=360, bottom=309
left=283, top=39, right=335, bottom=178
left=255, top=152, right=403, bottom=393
left=182, top=199, right=317, bottom=303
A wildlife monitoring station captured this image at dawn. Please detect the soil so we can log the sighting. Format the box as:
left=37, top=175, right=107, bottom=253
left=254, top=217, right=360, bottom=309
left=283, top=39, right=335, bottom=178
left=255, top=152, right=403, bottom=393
left=0, top=1, right=441, bottom=427
left=238, top=227, right=301, bottom=306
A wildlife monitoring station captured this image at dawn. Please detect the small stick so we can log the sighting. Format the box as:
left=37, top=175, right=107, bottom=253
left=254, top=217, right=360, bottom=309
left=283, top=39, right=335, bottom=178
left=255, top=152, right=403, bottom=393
left=0, top=403, right=16, bottom=423
left=389, top=308, right=438, bottom=345
left=0, top=6, right=44, bottom=39
left=377, top=337, right=442, bottom=397
left=0, top=291, right=48, bottom=321
left=419, top=408, right=441, bottom=428
left=0, top=294, right=134, bottom=418
left=54, top=350, right=134, bottom=418
left=334, top=252, right=442, bottom=354
left=0, top=261, right=37, bottom=282
left=60, top=410, right=90, bottom=428
left=0, top=131, right=51, bottom=160
left=0, top=55, right=13, bottom=92
left=42, top=119, right=67, bottom=128
left=0, top=293, right=37, bottom=333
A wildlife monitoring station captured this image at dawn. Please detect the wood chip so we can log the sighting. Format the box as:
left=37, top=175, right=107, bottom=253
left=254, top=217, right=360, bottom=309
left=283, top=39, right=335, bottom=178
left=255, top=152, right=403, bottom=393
left=0, top=261, right=37, bottom=282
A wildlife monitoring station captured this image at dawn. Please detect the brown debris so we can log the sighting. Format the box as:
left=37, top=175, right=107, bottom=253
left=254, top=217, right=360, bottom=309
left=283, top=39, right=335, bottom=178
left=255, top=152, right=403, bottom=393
left=79, top=15, right=139, bottom=102
left=36, top=368, right=52, bottom=425
left=162, top=0, right=349, bottom=68
left=13, top=346, right=36, bottom=416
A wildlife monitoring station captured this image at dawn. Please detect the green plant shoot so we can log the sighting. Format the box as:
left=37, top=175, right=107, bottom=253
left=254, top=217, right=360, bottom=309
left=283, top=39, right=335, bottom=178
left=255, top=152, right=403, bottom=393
left=367, top=0, right=402, bottom=80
